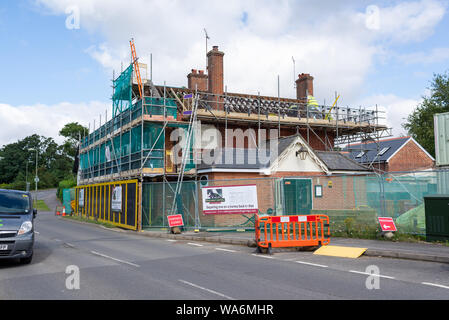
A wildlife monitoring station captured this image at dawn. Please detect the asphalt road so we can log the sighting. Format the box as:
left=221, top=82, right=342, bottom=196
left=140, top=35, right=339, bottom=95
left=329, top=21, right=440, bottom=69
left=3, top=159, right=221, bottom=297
left=1, top=206, right=449, bottom=300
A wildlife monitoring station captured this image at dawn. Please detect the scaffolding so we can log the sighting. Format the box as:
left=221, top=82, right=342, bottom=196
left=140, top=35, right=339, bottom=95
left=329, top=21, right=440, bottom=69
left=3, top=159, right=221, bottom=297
left=79, top=63, right=194, bottom=184
left=152, top=85, right=391, bottom=153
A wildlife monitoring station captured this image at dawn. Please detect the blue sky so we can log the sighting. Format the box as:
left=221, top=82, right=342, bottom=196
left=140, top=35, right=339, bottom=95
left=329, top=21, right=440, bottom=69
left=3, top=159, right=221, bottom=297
left=0, top=1, right=110, bottom=105
left=1, top=0, right=449, bottom=146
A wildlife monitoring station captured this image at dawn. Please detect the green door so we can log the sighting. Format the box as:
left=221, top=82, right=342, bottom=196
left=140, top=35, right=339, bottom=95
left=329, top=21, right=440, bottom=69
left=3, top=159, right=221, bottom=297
left=283, top=179, right=312, bottom=215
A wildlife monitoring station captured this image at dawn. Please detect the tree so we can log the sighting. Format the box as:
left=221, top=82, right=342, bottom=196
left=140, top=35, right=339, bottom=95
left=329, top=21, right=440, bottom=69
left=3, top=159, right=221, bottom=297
left=59, top=122, right=88, bottom=159
left=403, top=72, right=449, bottom=157
left=0, top=134, right=73, bottom=188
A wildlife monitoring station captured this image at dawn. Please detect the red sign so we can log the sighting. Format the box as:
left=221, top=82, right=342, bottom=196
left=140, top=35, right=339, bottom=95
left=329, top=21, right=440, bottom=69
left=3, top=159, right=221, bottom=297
left=167, top=214, right=184, bottom=227
left=378, top=217, right=397, bottom=232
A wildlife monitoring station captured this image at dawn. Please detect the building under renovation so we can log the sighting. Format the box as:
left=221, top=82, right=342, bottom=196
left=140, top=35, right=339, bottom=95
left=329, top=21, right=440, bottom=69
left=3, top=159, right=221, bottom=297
left=74, top=41, right=391, bottom=231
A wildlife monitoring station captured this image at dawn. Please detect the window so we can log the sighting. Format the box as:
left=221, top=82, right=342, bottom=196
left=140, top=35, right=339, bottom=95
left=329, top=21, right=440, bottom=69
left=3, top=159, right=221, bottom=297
left=378, top=147, right=390, bottom=156
left=355, top=151, right=365, bottom=158
left=0, top=192, right=31, bottom=213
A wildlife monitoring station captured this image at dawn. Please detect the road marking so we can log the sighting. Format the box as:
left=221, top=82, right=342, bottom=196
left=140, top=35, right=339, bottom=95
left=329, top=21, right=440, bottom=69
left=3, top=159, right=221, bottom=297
left=178, top=279, right=235, bottom=300
left=251, top=254, right=274, bottom=259
left=34, top=231, right=40, bottom=235
left=90, top=250, right=140, bottom=268
left=215, top=248, right=237, bottom=253
left=422, top=282, right=449, bottom=290
left=295, top=261, right=328, bottom=268
left=349, top=270, right=395, bottom=279
left=54, top=238, right=62, bottom=242
left=166, top=239, right=177, bottom=242
left=187, top=242, right=203, bottom=247
left=64, top=242, right=76, bottom=248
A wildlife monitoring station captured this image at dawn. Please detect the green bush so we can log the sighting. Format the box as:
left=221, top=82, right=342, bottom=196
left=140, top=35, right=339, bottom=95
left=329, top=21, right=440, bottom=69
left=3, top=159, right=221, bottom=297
left=56, top=177, right=76, bottom=200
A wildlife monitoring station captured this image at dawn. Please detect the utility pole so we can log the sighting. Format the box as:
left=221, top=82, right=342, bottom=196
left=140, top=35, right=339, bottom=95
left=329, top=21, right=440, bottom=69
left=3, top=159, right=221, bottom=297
left=292, top=56, right=296, bottom=89
left=35, top=147, right=38, bottom=203
left=204, top=28, right=210, bottom=73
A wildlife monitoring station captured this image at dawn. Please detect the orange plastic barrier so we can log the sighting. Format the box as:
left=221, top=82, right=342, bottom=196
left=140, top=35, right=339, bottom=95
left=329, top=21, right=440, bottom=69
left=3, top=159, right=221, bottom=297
left=255, top=214, right=330, bottom=254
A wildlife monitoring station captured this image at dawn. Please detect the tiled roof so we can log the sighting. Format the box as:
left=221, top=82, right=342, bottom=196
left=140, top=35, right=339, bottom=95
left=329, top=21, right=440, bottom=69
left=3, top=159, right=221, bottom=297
left=343, top=136, right=411, bottom=164
left=197, top=135, right=297, bottom=171
left=315, top=151, right=371, bottom=171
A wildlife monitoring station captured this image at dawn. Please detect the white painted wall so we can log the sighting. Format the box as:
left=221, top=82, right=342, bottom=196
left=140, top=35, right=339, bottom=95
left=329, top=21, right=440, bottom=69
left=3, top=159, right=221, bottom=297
left=275, top=146, right=324, bottom=172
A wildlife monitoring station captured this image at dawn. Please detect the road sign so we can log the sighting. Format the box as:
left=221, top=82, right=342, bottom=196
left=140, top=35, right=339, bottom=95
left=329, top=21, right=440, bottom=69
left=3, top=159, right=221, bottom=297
left=34, top=176, right=39, bottom=183
left=167, top=214, right=184, bottom=227
left=378, top=217, right=397, bottom=232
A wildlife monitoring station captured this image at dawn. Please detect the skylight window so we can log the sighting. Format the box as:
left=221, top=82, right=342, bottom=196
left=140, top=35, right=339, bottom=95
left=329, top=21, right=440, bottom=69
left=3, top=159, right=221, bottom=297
left=378, top=147, right=390, bottom=156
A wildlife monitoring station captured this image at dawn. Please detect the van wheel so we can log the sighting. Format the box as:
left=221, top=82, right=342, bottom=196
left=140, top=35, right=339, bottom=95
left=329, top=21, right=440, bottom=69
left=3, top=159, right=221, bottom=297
left=20, top=253, right=33, bottom=265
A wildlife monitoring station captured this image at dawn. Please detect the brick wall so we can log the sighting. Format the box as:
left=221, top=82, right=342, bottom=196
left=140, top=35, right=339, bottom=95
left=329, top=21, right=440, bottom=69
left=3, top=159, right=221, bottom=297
left=196, top=171, right=373, bottom=227
left=198, top=172, right=276, bottom=227
left=312, top=175, right=357, bottom=210
left=387, top=139, right=434, bottom=172
left=202, top=124, right=333, bottom=151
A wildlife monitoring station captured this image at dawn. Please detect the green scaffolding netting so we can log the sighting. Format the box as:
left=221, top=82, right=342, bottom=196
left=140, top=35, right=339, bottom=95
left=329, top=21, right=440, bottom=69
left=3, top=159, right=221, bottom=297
left=112, top=64, right=133, bottom=118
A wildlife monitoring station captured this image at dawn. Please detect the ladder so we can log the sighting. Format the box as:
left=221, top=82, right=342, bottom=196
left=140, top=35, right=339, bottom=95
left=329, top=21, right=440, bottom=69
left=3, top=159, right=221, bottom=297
left=169, top=93, right=199, bottom=216
left=130, top=38, right=143, bottom=99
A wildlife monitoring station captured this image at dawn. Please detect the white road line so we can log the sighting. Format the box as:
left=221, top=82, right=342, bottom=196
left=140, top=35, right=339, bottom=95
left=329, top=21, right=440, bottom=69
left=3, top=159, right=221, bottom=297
left=34, top=231, right=40, bottom=235
left=90, top=250, right=140, bottom=268
left=54, top=238, right=62, bottom=242
left=215, top=248, right=237, bottom=253
left=251, top=254, right=274, bottom=259
left=349, top=270, right=395, bottom=279
left=166, top=239, right=177, bottom=242
left=295, top=261, right=328, bottom=268
left=422, top=282, right=449, bottom=290
left=178, top=279, right=235, bottom=300
left=187, top=242, right=203, bottom=247
left=64, top=242, right=75, bottom=248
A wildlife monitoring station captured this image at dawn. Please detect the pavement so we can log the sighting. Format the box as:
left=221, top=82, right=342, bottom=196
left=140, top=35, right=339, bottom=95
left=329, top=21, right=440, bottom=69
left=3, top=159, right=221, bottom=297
left=133, top=228, right=449, bottom=264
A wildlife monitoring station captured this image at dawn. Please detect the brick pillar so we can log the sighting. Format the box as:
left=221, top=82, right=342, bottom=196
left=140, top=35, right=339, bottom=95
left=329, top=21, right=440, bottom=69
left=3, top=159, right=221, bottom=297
left=207, top=46, right=224, bottom=110
left=295, top=73, right=314, bottom=101
left=187, top=69, right=208, bottom=91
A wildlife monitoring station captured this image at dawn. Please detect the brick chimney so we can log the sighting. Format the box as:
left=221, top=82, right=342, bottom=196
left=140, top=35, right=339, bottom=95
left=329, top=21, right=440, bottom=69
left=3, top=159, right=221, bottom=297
left=207, top=46, right=224, bottom=97
left=295, top=73, right=314, bottom=101
left=187, top=69, right=208, bottom=91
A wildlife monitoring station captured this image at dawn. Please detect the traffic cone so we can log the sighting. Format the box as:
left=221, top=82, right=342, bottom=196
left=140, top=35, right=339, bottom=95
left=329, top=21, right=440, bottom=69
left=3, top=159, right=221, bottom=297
left=62, top=206, right=66, bottom=217
left=56, top=209, right=60, bottom=216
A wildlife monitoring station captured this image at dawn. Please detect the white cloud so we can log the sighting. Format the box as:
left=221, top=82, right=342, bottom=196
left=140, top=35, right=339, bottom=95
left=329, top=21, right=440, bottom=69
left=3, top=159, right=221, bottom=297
left=365, top=0, right=446, bottom=43
left=32, top=0, right=445, bottom=102
left=357, top=94, right=422, bottom=137
left=0, top=101, right=109, bottom=147
left=398, top=47, right=449, bottom=64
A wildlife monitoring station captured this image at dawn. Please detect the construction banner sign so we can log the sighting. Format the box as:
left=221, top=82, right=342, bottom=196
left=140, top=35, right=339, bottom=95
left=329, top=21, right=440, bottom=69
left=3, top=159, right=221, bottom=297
left=202, top=185, right=258, bottom=215
left=111, top=186, right=122, bottom=212
left=78, top=189, right=84, bottom=208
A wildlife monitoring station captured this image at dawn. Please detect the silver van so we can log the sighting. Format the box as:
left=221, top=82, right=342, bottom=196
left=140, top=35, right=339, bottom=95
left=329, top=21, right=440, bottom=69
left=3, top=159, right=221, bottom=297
left=0, top=189, right=36, bottom=264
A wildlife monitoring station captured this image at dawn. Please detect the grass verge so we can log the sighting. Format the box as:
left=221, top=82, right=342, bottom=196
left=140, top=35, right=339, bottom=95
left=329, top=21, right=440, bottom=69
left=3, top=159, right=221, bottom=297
left=34, top=200, right=50, bottom=211
left=62, top=214, right=117, bottom=229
